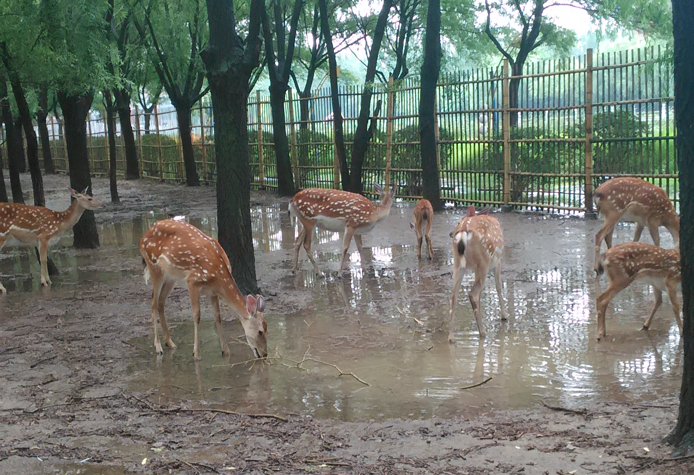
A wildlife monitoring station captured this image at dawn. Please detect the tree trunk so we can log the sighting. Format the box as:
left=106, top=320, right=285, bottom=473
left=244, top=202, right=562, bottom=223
left=509, top=62, right=522, bottom=128
left=104, top=90, right=120, bottom=203
left=144, top=107, right=152, bottom=134
left=37, top=83, right=56, bottom=174
left=0, top=79, right=23, bottom=204
left=203, top=0, right=262, bottom=295
left=667, top=0, right=694, bottom=453
left=10, top=76, right=45, bottom=206
left=268, top=83, right=296, bottom=196
left=175, top=105, right=200, bottom=186
left=419, top=0, right=442, bottom=211
left=57, top=91, right=100, bottom=249
left=0, top=146, right=7, bottom=202
left=348, top=0, right=393, bottom=193
left=318, top=0, right=348, bottom=190
left=113, top=88, right=140, bottom=180
left=13, top=116, right=26, bottom=174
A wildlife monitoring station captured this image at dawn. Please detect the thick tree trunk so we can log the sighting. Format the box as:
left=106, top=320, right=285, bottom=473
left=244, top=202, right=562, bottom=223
left=509, top=63, right=522, bottom=128
left=113, top=88, right=140, bottom=180
left=57, top=91, right=99, bottom=249
left=104, top=90, right=120, bottom=203
left=419, top=0, right=442, bottom=211
left=348, top=0, right=393, bottom=194
left=667, top=0, right=694, bottom=453
left=37, top=84, right=56, bottom=175
left=10, top=76, right=45, bottom=206
left=0, top=80, right=23, bottom=204
left=13, top=116, right=26, bottom=174
left=144, top=107, right=152, bottom=134
left=175, top=105, right=200, bottom=186
left=268, top=83, right=296, bottom=196
left=0, top=146, right=7, bottom=202
left=203, top=0, right=261, bottom=295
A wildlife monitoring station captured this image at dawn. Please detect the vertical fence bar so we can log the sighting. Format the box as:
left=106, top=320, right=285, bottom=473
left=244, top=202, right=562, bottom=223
left=199, top=101, right=207, bottom=182
left=154, top=104, right=163, bottom=180
left=288, top=88, right=299, bottom=188
left=584, top=48, right=594, bottom=214
left=256, top=90, right=265, bottom=189
left=384, top=76, right=395, bottom=189
left=502, top=59, right=511, bottom=206
left=135, top=106, right=143, bottom=177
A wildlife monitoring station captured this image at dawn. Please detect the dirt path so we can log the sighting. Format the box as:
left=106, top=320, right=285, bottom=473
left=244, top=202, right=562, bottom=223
left=0, top=174, right=691, bottom=474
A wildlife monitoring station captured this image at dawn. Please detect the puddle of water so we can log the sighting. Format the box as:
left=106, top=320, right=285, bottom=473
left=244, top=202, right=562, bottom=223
left=1, top=205, right=683, bottom=421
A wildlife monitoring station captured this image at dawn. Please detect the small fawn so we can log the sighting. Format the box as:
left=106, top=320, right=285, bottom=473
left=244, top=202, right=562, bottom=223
left=410, top=199, right=434, bottom=259
left=449, top=205, right=506, bottom=340
left=595, top=242, right=681, bottom=341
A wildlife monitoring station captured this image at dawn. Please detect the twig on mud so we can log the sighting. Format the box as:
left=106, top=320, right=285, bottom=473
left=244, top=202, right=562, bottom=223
left=294, top=356, right=370, bottom=386
left=459, top=377, right=492, bottom=390
left=541, top=400, right=588, bottom=415
left=30, top=354, right=57, bottom=368
left=178, top=458, right=219, bottom=473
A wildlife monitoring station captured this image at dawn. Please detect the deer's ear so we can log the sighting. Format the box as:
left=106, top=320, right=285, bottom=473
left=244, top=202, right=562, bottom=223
left=256, top=295, right=266, bottom=313
left=466, top=205, right=476, bottom=217
left=68, top=187, right=78, bottom=197
left=374, top=183, right=383, bottom=195
left=81, top=186, right=90, bottom=195
left=246, top=295, right=258, bottom=315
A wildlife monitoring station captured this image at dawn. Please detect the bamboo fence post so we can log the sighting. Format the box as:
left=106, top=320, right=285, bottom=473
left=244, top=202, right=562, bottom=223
left=584, top=48, right=594, bottom=214
left=199, top=101, right=207, bottom=182
left=288, top=88, right=300, bottom=188
left=256, top=91, right=265, bottom=189
left=502, top=59, right=511, bottom=207
left=135, top=106, right=143, bottom=176
left=384, top=76, right=395, bottom=189
left=89, top=112, right=97, bottom=173
left=154, top=104, right=163, bottom=180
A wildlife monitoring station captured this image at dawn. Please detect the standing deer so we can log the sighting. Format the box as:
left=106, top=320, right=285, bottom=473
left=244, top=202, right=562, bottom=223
left=0, top=187, right=104, bottom=293
left=410, top=199, right=434, bottom=259
left=449, top=205, right=506, bottom=341
left=140, top=220, right=268, bottom=360
left=593, top=177, right=679, bottom=272
left=289, top=184, right=396, bottom=273
left=595, top=242, right=681, bottom=341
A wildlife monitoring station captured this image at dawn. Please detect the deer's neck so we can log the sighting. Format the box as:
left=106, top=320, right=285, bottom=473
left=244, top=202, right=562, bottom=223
left=375, top=196, right=393, bottom=220
left=55, top=200, right=86, bottom=232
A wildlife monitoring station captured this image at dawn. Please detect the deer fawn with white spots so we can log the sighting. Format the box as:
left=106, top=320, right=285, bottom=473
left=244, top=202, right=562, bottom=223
left=593, top=177, right=679, bottom=273
left=139, top=220, right=268, bottom=360
left=289, top=184, right=396, bottom=273
left=595, top=242, right=681, bottom=341
left=0, top=187, right=104, bottom=293
left=449, top=205, right=506, bottom=341
left=410, top=199, right=433, bottom=259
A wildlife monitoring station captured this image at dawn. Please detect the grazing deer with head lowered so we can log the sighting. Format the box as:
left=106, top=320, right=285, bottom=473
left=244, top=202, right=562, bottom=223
left=595, top=242, right=681, bottom=341
left=593, top=177, right=679, bottom=273
left=449, top=205, right=506, bottom=341
left=410, top=199, right=434, bottom=259
left=0, top=187, right=104, bottom=293
left=289, top=184, right=396, bottom=273
left=140, top=220, right=268, bottom=360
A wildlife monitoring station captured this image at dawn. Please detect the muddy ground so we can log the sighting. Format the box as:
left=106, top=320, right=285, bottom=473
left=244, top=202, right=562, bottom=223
left=0, top=174, right=692, bottom=474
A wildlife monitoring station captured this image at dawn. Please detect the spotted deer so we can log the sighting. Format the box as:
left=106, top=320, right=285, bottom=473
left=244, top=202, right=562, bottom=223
left=593, top=177, right=679, bottom=272
left=0, top=187, right=104, bottom=293
left=595, top=242, right=681, bottom=341
left=449, top=205, right=506, bottom=341
left=289, top=184, right=396, bottom=273
left=410, top=199, right=434, bottom=259
left=139, top=220, right=268, bottom=360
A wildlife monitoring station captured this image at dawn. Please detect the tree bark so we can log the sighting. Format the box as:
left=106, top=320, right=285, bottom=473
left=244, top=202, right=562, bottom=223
left=175, top=105, right=200, bottom=186
left=113, top=88, right=140, bottom=180
left=203, top=0, right=263, bottom=294
left=267, top=83, right=295, bottom=195
left=667, top=0, right=694, bottom=453
left=13, top=116, right=26, bottom=174
left=419, top=0, right=442, bottom=210
left=57, top=91, right=99, bottom=249
left=348, top=0, right=393, bottom=193
left=104, top=90, right=120, bottom=203
left=0, top=145, right=7, bottom=202
left=0, top=78, right=23, bottom=204
left=37, top=83, right=56, bottom=175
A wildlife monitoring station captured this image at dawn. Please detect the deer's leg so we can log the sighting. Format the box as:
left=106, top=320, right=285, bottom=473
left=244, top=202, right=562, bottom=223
left=494, top=261, right=507, bottom=321
left=157, top=280, right=177, bottom=349
left=38, top=238, right=51, bottom=286
left=665, top=275, right=682, bottom=334
left=595, top=215, right=620, bottom=272
left=596, top=279, right=628, bottom=341
left=425, top=217, right=433, bottom=259
left=469, top=267, right=489, bottom=338
left=292, top=227, right=306, bottom=273
left=414, top=221, right=423, bottom=259
left=647, top=222, right=661, bottom=247
left=355, top=235, right=364, bottom=253
left=448, top=257, right=465, bottom=343
left=642, top=287, right=662, bottom=331
left=188, top=283, right=203, bottom=361
left=149, top=270, right=165, bottom=355
left=210, top=295, right=230, bottom=356
left=338, top=227, right=356, bottom=272
left=633, top=222, right=645, bottom=242
left=605, top=229, right=614, bottom=249
left=301, top=225, right=321, bottom=273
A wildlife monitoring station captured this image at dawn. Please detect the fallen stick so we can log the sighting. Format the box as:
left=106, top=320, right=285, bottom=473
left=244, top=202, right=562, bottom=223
left=459, top=376, right=492, bottom=390
left=541, top=400, right=588, bottom=415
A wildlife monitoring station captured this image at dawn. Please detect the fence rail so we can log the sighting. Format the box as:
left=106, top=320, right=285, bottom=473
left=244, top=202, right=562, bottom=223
left=7, top=46, right=677, bottom=214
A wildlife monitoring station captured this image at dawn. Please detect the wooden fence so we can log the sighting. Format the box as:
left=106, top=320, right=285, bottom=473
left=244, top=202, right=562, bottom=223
left=19, top=46, right=677, bottom=214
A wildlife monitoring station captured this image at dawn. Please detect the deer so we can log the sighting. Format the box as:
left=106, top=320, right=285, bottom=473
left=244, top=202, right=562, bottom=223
left=593, top=177, right=679, bottom=273
left=0, top=187, right=104, bottom=293
left=595, top=242, right=681, bottom=341
left=139, top=219, right=268, bottom=361
left=449, top=205, right=506, bottom=341
left=289, top=184, right=396, bottom=273
left=410, top=199, right=434, bottom=259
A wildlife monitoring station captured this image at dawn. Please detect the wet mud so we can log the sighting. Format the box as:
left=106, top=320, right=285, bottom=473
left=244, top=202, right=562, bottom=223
left=0, top=174, right=691, bottom=474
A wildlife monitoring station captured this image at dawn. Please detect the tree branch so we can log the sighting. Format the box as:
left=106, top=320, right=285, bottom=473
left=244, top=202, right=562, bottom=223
left=484, top=0, right=515, bottom=64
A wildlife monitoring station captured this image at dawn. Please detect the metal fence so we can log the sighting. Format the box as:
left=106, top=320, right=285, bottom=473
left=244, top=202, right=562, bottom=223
left=25, top=45, right=676, bottom=214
